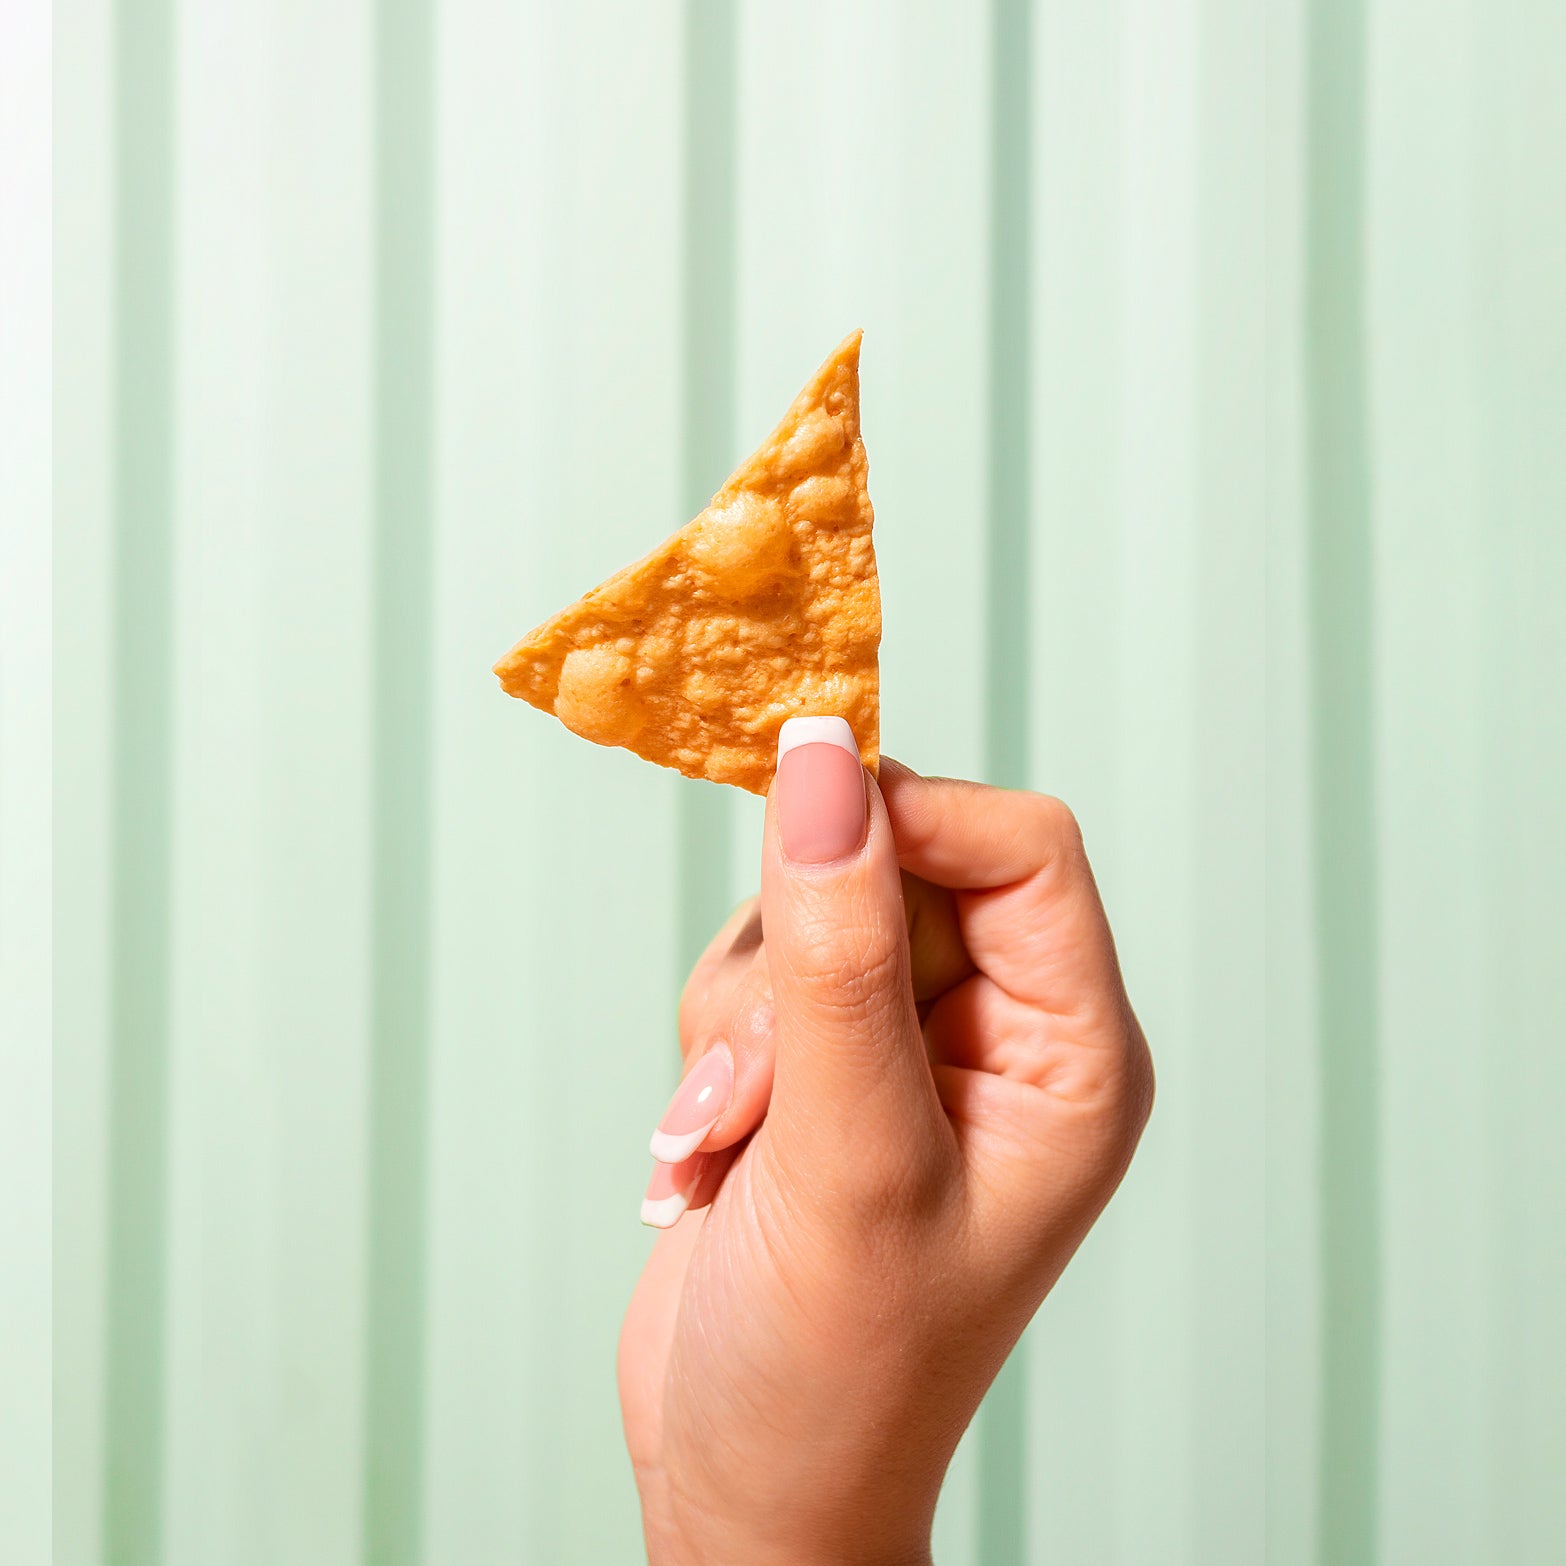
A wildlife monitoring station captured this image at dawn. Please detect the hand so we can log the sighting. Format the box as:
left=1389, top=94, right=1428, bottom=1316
left=618, top=722, right=1153, bottom=1565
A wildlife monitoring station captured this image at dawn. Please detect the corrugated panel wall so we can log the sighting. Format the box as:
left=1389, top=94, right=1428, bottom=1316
left=47, top=1, right=1565, bottom=1562
left=2, top=8, right=53, bottom=1565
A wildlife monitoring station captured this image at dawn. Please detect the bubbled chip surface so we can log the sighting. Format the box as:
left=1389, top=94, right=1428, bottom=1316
left=493, top=331, right=880, bottom=794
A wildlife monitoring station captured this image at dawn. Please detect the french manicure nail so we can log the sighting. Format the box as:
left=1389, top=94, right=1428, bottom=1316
left=776, top=716, right=867, bottom=864
left=649, top=1045, right=733, bottom=1163
left=640, top=1155, right=706, bottom=1229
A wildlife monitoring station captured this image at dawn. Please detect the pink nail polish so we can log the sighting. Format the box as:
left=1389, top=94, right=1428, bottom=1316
left=641, top=1154, right=705, bottom=1229
left=776, top=716, right=866, bottom=864
left=649, top=1045, right=733, bottom=1163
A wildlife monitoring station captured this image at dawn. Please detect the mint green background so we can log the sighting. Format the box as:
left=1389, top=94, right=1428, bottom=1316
left=32, top=0, right=1566, bottom=1563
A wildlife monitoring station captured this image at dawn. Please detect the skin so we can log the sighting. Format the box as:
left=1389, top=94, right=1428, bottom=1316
left=618, top=758, right=1154, bottom=1564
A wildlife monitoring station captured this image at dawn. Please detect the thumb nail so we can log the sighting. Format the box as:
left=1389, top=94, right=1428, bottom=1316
left=776, top=716, right=867, bottom=864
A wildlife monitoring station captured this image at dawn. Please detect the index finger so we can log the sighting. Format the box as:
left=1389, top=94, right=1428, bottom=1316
left=877, top=758, right=1128, bottom=1021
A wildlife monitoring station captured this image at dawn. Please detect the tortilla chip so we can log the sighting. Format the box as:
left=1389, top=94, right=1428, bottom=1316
left=493, top=331, right=880, bottom=794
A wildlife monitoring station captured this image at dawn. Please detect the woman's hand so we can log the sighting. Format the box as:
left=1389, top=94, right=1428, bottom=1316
left=618, top=721, right=1153, bottom=1565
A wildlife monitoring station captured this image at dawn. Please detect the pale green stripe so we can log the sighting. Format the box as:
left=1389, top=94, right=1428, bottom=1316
left=676, top=0, right=737, bottom=980
left=103, top=0, right=176, bottom=1561
left=363, top=0, right=436, bottom=1560
left=1306, top=1, right=1380, bottom=1561
left=979, top=0, right=1032, bottom=1561
left=984, top=0, right=1033, bottom=796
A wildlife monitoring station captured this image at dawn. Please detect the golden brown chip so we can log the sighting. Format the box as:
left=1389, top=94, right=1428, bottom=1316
left=493, top=331, right=880, bottom=794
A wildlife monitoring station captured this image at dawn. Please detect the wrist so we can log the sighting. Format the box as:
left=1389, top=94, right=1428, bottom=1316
left=645, top=1525, right=932, bottom=1566
left=639, top=1479, right=933, bottom=1566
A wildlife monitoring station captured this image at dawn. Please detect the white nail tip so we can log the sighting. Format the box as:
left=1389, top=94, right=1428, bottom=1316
left=649, top=1121, right=718, bottom=1164
left=640, top=1191, right=691, bottom=1229
left=777, top=715, right=858, bottom=763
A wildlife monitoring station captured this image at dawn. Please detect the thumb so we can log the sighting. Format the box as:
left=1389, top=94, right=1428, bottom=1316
left=760, top=718, right=947, bottom=1169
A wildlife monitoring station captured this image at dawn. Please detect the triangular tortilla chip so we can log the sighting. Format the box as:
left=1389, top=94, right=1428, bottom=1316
left=494, top=331, right=880, bottom=794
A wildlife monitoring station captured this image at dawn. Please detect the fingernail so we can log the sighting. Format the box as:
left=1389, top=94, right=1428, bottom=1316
left=776, top=716, right=866, bottom=864
left=641, top=1155, right=706, bottom=1229
left=649, top=1045, right=733, bottom=1163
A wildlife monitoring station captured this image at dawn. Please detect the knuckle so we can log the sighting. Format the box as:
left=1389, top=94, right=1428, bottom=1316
left=998, top=1039, right=1154, bottom=1272
left=1100, top=1029, right=1156, bottom=1160
left=676, top=979, right=702, bottom=1052
left=1044, top=1012, right=1154, bottom=1155
left=786, top=903, right=906, bottom=1023
left=1125, top=1022, right=1155, bottom=1127
left=1031, top=792, right=1086, bottom=861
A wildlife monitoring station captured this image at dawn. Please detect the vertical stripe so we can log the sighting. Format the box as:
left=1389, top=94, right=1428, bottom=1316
left=676, top=0, right=737, bottom=979
left=0, top=6, right=55, bottom=1561
left=419, top=2, right=542, bottom=1554
left=1263, top=10, right=1322, bottom=1563
left=1474, top=19, right=1566, bottom=1559
left=103, top=0, right=176, bottom=1560
left=363, top=0, right=435, bottom=1560
left=55, top=3, right=118, bottom=1552
left=980, top=0, right=1032, bottom=1561
left=1305, top=1, right=1380, bottom=1561
left=985, top=0, right=1033, bottom=793
left=1190, top=4, right=1268, bottom=1559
